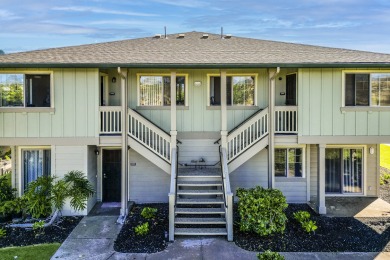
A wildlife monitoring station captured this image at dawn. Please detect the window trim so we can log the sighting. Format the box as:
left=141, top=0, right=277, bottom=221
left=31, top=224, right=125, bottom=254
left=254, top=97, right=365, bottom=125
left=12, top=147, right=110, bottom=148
left=207, top=73, right=258, bottom=107
left=342, top=70, right=390, bottom=110
left=0, top=71, right=54, bottom=112
left=274, top=145, right=306, bottom=178
left=18, top=146, right=52, bottom=196
left=136, top=73, right=188, bottom=107
left=325, top=145, right=367, bottom=196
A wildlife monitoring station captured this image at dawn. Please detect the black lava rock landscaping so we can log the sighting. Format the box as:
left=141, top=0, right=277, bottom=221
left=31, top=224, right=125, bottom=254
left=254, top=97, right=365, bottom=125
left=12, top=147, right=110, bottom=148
left=0, top=216, right=82, bottom=248
left=114, top=203, right=169, bottom=253
left=234, top=204, right=390, bottom=252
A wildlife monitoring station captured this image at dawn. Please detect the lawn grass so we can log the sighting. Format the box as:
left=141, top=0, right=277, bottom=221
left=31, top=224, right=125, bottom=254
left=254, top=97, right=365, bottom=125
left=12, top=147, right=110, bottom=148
left=0, top=243, right=60, bottom=260
left=380, top=144, right=390, bottom=170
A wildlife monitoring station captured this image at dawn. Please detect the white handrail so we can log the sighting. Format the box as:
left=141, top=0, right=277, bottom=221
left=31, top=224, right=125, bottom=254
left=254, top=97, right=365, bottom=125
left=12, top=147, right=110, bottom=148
left=128, top=109, right=171, bottom=163
left=227, top=107, right=269, bottom=162
left=275, top=106, right=298, bottom=133
left=168, top=147, right=177, bottom=241
left=221, top=148, right=233, bottom=241
left=99, top=106, right=122, bottom=134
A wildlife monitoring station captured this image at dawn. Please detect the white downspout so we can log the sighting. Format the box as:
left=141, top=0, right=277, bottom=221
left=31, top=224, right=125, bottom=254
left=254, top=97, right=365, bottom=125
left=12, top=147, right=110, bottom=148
left=118, top=67, right=129, bottom=219
left=268, top=67, right=280, bottom=189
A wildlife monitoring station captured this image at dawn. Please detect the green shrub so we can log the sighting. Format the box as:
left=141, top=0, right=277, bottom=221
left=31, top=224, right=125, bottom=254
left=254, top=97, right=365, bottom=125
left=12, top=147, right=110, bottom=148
left=24, top=176, right=54, bottom=218
left=141, top=207, right=157, bottom=219
left=63, top=170, right=94, bottom=212
left=237, top=186, right=288, bottom=236
left=293, top=210, right=318, bottom=233
left=0, top=173, right=16, bottom=203
left=0, top=197, right=27, bottom=217
left=32, top=220, right=45, bottom=237
left=0, top=228, right=6, bottom=238
left=134, top=222, right=149, bottom=235
left=257, top=250, right=285, bottom=260
left=380, top=172, right=390, bottom=185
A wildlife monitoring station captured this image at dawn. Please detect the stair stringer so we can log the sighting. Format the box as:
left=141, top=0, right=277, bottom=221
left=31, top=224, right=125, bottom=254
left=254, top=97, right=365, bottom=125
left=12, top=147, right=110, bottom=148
left=228, top=135, right=268, bottom=173
left=128, top=136, right=171, bottom=174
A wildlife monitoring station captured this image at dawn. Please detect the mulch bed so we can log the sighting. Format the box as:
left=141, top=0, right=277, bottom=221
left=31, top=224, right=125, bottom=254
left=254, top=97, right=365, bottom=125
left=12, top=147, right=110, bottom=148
left=234, top=204, right=390, bottom=252
left=114, top=203, right=169, bottom=253
left=0, top=216, right=82, bottom=248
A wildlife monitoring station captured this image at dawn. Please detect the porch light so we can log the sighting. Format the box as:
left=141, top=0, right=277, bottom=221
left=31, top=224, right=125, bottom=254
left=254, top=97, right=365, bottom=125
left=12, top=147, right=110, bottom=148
left=369, top=147, right=375, bottom=155
left=112, top=77, right=116, bottom=83
left=95, top=148, right=100, bottom=155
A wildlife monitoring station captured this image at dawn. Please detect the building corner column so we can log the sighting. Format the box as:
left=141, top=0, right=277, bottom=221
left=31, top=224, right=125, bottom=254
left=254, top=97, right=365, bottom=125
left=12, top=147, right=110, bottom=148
left=268, top=68, right=279, bottom=189
left=220, top=71, right=228, bottom=149
left=170, top=71, right=177, bottom=148
left=119, top=67, right=129, bottom=217
left=317, top=143, right=326, bottom=214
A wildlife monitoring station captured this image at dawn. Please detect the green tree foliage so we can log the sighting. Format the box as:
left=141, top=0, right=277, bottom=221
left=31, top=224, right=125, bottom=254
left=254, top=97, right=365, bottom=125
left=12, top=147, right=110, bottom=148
left=0, top=50, right=4, bottom=55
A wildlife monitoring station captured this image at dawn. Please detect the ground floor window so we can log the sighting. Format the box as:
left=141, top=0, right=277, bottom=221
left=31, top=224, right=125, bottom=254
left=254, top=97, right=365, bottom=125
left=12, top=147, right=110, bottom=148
left=275, top=148, right=303, bottom=177
left=23, top=149, right=51, bottom=190
left=325, top=148, right=363, bottom=194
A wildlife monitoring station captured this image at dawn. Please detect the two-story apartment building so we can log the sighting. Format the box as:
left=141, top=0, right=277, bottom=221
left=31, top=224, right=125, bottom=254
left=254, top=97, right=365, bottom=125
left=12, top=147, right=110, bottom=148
left=0, top=32, right=389, bottom=240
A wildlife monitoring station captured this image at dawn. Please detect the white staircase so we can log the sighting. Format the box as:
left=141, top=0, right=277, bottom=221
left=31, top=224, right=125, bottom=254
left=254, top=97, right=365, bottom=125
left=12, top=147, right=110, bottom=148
left=173, top=168, right=228, bottom=237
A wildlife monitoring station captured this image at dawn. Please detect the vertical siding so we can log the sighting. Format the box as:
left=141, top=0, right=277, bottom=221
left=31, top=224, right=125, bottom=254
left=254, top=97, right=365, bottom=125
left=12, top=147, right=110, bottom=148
left=54, top=145, right=88, bottom=215
left=275, top=180, right=307, bottom=203
left=128, top=149, right=170, bottom=203
left=0, top=68, right=99, bottom=138
left=310, top=144, right=318, bottom=201
left=299, top=68, right=390, bottom=136
left=178, top=139, right=220, bottom=164
left=87, top=146, right=98, bottom=212
left=366, top=144, right=378, bottom=196
left=128, top=69, right=268, bottom=133
left=229, top=149, right=268, bottom=200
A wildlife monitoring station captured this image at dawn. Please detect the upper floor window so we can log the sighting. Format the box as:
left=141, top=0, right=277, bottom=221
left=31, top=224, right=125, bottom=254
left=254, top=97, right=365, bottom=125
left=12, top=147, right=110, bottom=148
left=345, top=73, right=390, bottom=106
left=0, top=74, right=51, bottom=107
left=275, top=148, right=303, bottom=177
left=209, top=75, right=255, bottom=106
left=139, top=75, right=186, bottom=106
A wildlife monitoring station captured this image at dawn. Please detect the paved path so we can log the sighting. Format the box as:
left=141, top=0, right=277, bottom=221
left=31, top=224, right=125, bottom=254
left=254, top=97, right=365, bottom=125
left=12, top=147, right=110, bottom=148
left=52, top=215, right=389, bottom=260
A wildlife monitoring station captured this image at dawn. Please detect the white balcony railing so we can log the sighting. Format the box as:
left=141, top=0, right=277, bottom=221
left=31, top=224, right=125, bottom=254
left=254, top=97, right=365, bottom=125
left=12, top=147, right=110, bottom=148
left=128, top=109, right=171, bottom=163
left=99, top=106, right=122, bottom=134
left=275, top=106, right=298, bottom=134
left=227, top=108, right=269, bottom=162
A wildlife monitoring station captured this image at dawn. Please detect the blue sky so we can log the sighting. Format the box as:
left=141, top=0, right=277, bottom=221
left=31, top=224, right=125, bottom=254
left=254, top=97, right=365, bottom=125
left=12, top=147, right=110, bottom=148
left=1, top=0, right=390, bottom=54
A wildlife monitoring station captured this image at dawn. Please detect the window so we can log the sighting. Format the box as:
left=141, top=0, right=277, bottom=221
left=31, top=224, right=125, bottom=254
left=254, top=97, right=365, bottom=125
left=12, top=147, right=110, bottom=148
left=209, top=75, right=255, bottom=106
left=139, top=75, right=186, bottom=106
left=275, top=148, right=303, bottom=177
left=325, top=148, right=363, bottom=194
left=345, top=73, right=390, bottom=106
left=22, top=149, right=51, bottom=191
left=0, top=74, right=51, bottom=107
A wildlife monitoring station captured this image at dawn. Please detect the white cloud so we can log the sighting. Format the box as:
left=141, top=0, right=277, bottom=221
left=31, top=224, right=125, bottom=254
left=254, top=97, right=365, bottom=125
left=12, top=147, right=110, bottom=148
left=52, top=6, right=157, bottom=17
left=151, top=0, right=208, bottom=8
left=0, top=9, right=21, bottom=20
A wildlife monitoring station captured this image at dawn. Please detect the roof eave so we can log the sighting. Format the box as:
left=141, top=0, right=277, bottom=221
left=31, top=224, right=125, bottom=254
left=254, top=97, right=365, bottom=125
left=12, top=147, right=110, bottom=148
left=0, top=62, right=390, bottom=69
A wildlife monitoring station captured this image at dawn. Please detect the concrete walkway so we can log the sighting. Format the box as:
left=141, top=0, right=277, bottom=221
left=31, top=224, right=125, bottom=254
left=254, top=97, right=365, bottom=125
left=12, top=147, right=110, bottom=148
left=52, top=215, right=389, bottom=260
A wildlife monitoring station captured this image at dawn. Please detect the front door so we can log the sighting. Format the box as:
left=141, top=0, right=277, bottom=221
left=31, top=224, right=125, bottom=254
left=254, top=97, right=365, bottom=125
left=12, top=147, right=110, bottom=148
left=102, top=149, right=121, bottom=202
left=286, top=74, right=297, bottom=105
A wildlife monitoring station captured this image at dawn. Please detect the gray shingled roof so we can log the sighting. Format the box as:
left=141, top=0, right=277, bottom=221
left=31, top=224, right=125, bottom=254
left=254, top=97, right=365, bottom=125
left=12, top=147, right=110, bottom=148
left=1, top=31, right=390, bottom=68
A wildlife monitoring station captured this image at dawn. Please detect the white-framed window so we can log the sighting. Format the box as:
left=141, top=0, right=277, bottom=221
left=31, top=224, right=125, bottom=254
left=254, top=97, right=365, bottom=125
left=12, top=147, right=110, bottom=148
left=138, top=75, right=187, bottom=106
left=0, top=73, right=52, bottom=108
left=208, top=74, right=256, bottom=106
left=21, top=148, right=51, bottom=191
left=344, top=71, right=390, bottom=107
left=275, top=147, right=304, bottom=177
left=325, top=147, right=364, bottom=194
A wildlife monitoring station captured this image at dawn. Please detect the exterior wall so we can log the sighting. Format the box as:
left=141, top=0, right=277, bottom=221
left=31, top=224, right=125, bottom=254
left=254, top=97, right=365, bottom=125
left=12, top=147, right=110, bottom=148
left=309, top=144, right=378, bottom=200
left=178, top=139, right=220, bottom=165
left=128, top=148, right=170, bottom=203
left=275, top=178, right=307, bottom=203
left=127, top=69, right=269, bottom=133
left=0, top=68, right=99, bottom=139
left=298, top=68, right=390, bottom=137
left=86, top=145, right=98, bottom=211
left=229, top=148, right=268, bottom=200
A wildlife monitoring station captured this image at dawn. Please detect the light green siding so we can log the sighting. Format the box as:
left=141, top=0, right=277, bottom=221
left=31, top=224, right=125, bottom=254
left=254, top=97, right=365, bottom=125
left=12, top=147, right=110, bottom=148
left=128, top=69, right=268, bottom=132
left=0, top=68, right=99, bottom=138
left=299, top=68, right=390, bottom=136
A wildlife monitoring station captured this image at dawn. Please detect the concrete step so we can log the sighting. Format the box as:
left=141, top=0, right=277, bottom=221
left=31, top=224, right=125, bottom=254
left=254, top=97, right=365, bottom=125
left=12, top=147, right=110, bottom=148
left=175, top=217, right=226, bottom=224
left=177, top=190, right=223, bottom=195
left=176, top=198, right=224, bottom=204
left=175, top=228, right=227, bottom=236
left=178, top=172, right=221, bottom=178
left=177, top=181, right=222, bottom=187
left=175, top=207, right=225, bottom=214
